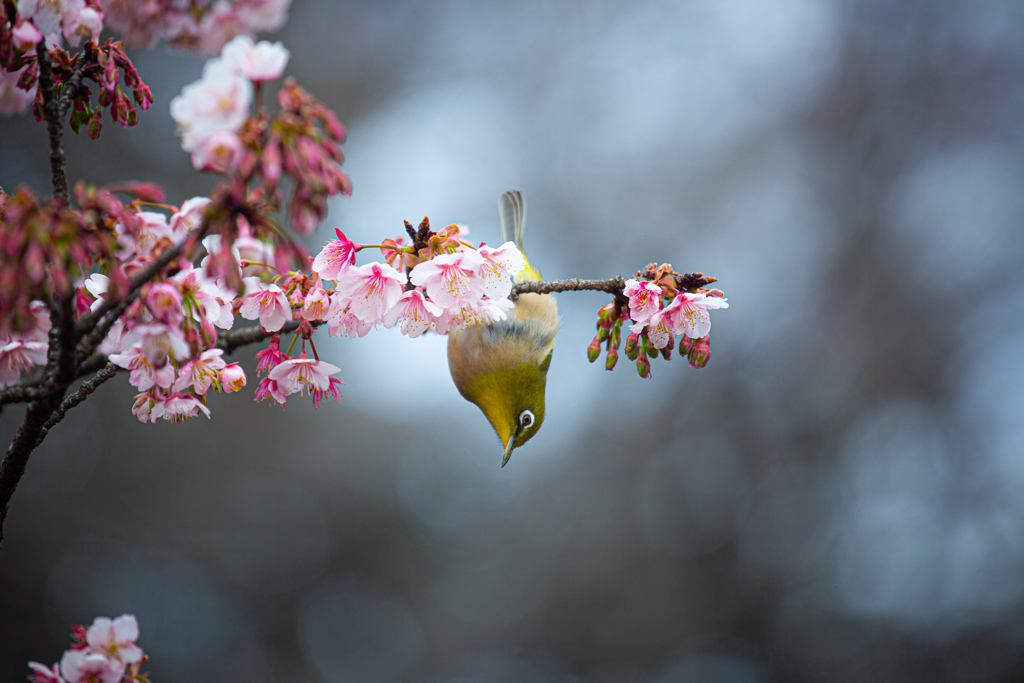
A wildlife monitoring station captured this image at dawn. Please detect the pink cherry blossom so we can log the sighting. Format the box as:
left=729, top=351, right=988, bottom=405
left=173, top=265, right=236, bottom=329
left=623, top=279, right=663, bottom=323
left=266, top=353, right=341, bottom=402
left=170, top=59, right=253, bottom=153
left=59, top=649, right=124, bottom=683
left=326, top=295, right=374, bottom=338
left=220, top=363, right=247, bottom=392
left=114, top=210, right=172, bottom=260
left=382, top=289, right=443, bottom=338
left=0, top=337, right=48, bottom=388
left=190, top=129, right=245, bottom=172
left=409, top=250, right=485, bottom=311
left=254, top=375, right=285, bottom=405
left=255, top=334, right=287, bottom=375
left=12, top=20, right=43, bottom=50
left=312, top=375, right=343, bottom=408
left=335, top=262, right=406, bottom=324
left=311, top=228, right=361, bottom=281
left=169, top=196, right=212, bottom=238
left=0, top=67, right=38, bottom=116
left=85, top=614, right=143, bottom=665
left=238, top=280, right=291, bottom=331
left=301, top=285, right=330, bottom=321
left=28, top=660, right=64, bottom=683
left=121, top=322, right=191, bottom=366
left=145, top=282, right=184, bottom=323
left=220, top=35, right=290, bottom=81
left=476, top=242, right=526, bottom=300
left=172, top=349, right=227, bottom=394
left=661, top=290, right=729, bottom=340
left=150, top=393, right=211, bottom=422
left=108, top=345, right=176, bottom=391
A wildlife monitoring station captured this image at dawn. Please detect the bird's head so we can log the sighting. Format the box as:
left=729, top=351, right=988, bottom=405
left=466, top=358, right=550, bottom=467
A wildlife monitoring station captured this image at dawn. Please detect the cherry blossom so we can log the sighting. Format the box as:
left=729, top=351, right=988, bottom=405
left=85, top=614, right=143, bottom=664
left=326, top=297, right=374, bottom=338
left=335, top=261, right=406, bottom=324
left=11, top=20, right=43, bottom=50
left=27, top=661, right=64, bottom=683
left=266, top=354, right=341, bottom=402
left=409, top=249, right=485, bottom=311
left=108, top=345, right=176, bottom=391
left=172, top=349, right=227, bottom=394
left=0, top=67, right=38, bottom=116
left=254, top=334, right=287, bottom=375
left=476, top=241, right=526, bottom=300
left=658, top=290, right=729, bottom=340
left=382, top=289, right=443, bottom=338
left=121, top=322, right=191, bottom=366
left=170, top=59, right=253, bottom=153
left=190, top=129, right=245, bottom=172
left=145, top=282, right=184, bottom=324
left=623, top=278, right=663, bottom=323
left=169, top=196, right=212, bottom=237
left=311, top=228, right=361, bottom=281
left=220, top=35, right=290, bottom=81
left=0, top=336, right=48, bottom=388
left=238, top=280, right=291, bottom=331
left=113, top=210, right=172, bottom=260
left=301, top=284, right=330, bottom=321
left=312, top=375, right=343, bottom=408
left=59, top=649, right=124, bottom=683
left=150, top=392, right=212, bottom=422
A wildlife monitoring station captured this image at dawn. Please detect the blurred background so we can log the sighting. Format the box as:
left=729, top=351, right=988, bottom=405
left=3, top=0, right=1024, bottom=681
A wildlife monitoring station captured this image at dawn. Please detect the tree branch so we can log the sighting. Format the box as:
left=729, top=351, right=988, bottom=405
left=35, top=43, right=68, bottom=204
left=513, top=276, right=626, bottom=297
left=34, top=363, right=118, bottom=448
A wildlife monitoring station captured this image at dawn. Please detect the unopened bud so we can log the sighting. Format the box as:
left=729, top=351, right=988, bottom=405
left=636, top=355, right=651, bottom=379
left=611, top=320, right=621, bottom=347
left=587, top=335, right=601, bottom=363
left=597, top=325, right=610, bottom=343
left=605, top=347, right=619, bottom=371
left=660, top=345, right=672, bottom=361
left=624, top=332, right=640, bottom=361
left=686, top=335, right=711, bottom=369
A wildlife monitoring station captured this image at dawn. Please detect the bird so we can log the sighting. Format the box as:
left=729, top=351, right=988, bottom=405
left=447, top=191, right=560, bottom=467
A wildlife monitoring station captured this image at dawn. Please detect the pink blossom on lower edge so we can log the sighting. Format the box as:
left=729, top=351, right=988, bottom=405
left=85, top=614, right=143, bottom=664
left=172, top=348, right=227, bottom=394
left=59, top=649, right=124, bottom=683
left=265, top=354, right=341, bottom=403
left=238, top=279, right=291, bottom=332
left=149, top=393, right=211, bottom=422
left=220, top=363, right=247, bottom=392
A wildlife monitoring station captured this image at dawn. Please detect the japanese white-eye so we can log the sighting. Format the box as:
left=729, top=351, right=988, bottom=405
left=447, top=191, right=560, bottom=467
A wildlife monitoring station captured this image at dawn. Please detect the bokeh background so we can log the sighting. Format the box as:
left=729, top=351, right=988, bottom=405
left=3, top=0, right=1024, bottom=681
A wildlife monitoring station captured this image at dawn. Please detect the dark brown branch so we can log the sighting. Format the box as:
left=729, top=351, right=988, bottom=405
left=35, top=43, right=68, bottom=204
left=217, top=319, right=302, bottom=355
left=0, top=384, right=47, bottom=406
left=34, top=363, right=118, bottom=448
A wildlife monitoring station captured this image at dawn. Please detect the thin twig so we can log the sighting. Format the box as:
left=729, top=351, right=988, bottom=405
left=34, top=364, right=118, bottom=448
left=57, top=50, right=95, bottom=118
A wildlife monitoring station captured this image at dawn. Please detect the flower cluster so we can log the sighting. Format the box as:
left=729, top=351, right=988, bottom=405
left=28, top=614, right=146, bottom=683
left=90, top=197, right=251, bottom=423
left=588, top=266, right=728, bottom=377
left=1, top=5, right=153, bottom=134
left=102, top=0, right=290, bottom=55
left=171, top=35, right=350, bottom=238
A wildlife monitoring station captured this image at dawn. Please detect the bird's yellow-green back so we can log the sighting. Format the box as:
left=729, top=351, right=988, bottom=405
left=447, top=191, right=560, bottom=466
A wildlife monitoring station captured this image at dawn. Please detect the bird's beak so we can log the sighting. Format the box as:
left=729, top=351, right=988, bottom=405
left=501, top=432, right=516, bottom=468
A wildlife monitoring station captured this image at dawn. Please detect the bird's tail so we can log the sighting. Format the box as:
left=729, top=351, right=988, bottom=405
left=499, top=190, right=541, bottom=282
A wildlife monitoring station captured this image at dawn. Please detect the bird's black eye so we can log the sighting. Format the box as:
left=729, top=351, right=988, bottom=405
left=519, top=409, right=534, bottom=428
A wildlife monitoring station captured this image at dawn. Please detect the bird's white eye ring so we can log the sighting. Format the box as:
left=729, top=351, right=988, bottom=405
left=519, top=409, right=534, bottom=428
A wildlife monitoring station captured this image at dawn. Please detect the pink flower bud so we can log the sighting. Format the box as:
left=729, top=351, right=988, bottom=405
left=220, top=363, right=247, bottom=393
left=636, top=355, right=651, bottom=379
left=587, top=334, right=601, bottom=363
left=145, top=283, right=183, bottom=322
left=685, top=335, right=711, bottom=368
left=133, top=84, right=153, bottom=111
left=605, top=347, right=619, bottom=371
left=624, top=332, right=640, bottom=361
